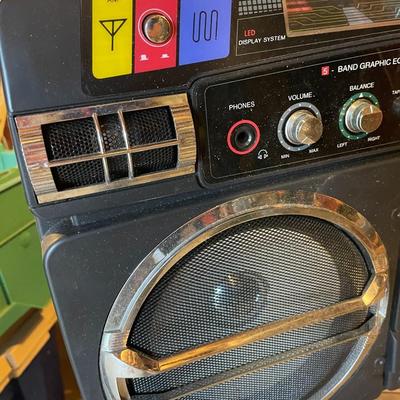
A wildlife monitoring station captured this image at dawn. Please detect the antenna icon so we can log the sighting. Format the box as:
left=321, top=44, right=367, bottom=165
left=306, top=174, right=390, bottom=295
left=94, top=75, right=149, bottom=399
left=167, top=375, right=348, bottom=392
left=99, top=18, right=127, bottom=51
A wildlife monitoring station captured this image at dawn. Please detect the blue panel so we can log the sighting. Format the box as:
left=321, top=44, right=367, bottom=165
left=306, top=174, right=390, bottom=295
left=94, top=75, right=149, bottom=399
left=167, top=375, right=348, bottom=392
left=179, top=0, right=232, bottom=66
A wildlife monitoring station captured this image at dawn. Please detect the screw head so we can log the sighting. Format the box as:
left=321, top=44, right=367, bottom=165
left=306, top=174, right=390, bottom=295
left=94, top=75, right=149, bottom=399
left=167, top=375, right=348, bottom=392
left=375, top=357, right=385, bottom=368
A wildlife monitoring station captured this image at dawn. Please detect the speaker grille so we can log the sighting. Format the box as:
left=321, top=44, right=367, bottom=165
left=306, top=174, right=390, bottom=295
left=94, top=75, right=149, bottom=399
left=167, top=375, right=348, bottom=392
left=16, top=94, right=196, bottom=203
left=133, top=147, right=178, bottom=176
left=124, top=107, right=176, bottom=146
left=181, top=341, right=357, bottom=400
left=126, top=215, right=370, bottom=398
left=46, top=108, right=180, bottom=189
left=52, top=159, right=105, bottom=190
left=107, top=155, right=130, bottom=182
left=43, top=117, right=100, bottom=160
left=98, top=114, right=126, bottom=152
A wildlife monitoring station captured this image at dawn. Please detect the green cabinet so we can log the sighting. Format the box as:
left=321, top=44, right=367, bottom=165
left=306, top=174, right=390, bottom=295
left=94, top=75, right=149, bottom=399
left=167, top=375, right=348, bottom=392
left=0, top=169, right=50, bottom=336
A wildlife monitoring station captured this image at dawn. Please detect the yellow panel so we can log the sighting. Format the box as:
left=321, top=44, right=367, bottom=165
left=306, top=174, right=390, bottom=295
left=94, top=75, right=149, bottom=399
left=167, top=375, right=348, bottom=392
left=92, top=0, right=133, bottom=79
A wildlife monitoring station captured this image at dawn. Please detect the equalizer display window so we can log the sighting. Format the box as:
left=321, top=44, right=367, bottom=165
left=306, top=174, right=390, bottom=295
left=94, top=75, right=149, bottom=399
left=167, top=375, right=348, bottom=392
left=283, top=0, right=400, bottom=36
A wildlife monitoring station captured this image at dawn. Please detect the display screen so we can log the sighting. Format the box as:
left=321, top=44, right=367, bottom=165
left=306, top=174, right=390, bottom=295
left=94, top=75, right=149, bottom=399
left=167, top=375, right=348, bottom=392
left=283, top=0, right=400, bottom=36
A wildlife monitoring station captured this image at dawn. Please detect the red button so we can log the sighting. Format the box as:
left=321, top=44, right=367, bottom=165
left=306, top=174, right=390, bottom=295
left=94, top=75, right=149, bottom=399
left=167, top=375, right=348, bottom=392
left=134, top=0, right=178, bottom=74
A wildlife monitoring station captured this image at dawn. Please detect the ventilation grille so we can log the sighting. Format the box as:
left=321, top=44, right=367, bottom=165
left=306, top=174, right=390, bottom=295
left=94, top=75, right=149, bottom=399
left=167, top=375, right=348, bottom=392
left=15, top=94, right=196, bottom=203
left=43, top=108, right=177, bottom=191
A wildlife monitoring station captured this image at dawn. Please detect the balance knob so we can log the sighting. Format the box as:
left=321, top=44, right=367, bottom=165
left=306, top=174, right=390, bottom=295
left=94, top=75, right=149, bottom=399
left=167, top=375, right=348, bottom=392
left=345, top=99, right=383, bottom=134
left=285, top=110, right=323, bottom=146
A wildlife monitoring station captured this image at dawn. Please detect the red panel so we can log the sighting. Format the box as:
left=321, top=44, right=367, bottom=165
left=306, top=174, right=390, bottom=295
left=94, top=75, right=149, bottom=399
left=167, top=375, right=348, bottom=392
left=134, top=0, right=178, bottom=73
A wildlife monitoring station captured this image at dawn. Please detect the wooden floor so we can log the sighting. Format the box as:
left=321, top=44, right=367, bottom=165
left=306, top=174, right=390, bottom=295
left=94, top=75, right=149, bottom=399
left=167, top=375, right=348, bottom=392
left=378, top=390, right=400, bottom=399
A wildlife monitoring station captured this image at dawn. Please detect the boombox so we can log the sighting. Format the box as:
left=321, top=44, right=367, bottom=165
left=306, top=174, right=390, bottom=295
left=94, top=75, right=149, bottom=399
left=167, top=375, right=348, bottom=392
left=2, top=1, right=400, bottom=399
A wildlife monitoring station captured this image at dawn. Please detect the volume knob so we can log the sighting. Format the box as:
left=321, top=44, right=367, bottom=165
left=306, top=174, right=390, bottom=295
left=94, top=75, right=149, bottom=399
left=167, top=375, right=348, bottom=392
left=345, top=99, right=383, bottom=134
left=285, top=110, right=323, bottom=146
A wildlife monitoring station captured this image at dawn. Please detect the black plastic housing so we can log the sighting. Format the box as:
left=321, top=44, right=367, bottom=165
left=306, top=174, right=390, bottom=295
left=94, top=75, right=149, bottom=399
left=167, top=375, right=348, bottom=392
left=1, top=1, right=400, bottom=399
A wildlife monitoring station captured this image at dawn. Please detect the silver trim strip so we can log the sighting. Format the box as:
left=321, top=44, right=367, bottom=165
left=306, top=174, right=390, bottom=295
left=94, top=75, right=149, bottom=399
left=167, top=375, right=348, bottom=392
left=118, top=110, right=134, bottom=179
left=45, top=140, right=180, bottom=168
left=93, top=113, right=111, bottom=184
left=133, top=321, right=373, bottom=400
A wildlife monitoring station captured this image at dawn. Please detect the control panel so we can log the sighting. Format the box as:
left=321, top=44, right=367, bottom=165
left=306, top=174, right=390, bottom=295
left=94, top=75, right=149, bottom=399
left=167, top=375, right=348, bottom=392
left=82, top=0, right=400, bottom=96
left=199, top=48, right=400, bottom=183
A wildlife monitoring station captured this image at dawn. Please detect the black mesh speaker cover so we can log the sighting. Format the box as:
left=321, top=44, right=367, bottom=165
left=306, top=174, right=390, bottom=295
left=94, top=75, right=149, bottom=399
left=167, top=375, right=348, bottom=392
left=124, top=107, right=176, bottom=146
left=52, top=159, right=105, bottom=190
left=127, top=215, right=371, bottom=399
left=43, top=107, right=178, bottom=191
left=43, top=117, right=100, bottom=161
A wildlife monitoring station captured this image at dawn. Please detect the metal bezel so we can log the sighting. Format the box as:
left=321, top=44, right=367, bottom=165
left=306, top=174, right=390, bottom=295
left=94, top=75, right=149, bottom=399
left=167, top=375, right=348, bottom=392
left=15, top=94, right=197, bottom=204
left=99, top=191, right=389, bottom=400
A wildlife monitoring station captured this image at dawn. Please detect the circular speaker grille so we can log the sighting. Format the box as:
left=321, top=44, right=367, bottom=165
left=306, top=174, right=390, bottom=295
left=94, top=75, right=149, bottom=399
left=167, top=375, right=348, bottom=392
left=126, top=215, right=371, bottom=399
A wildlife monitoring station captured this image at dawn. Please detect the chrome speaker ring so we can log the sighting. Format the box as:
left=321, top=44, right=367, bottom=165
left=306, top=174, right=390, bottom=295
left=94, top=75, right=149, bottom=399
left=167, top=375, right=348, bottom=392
left=99, top=191, right=389, bottom=400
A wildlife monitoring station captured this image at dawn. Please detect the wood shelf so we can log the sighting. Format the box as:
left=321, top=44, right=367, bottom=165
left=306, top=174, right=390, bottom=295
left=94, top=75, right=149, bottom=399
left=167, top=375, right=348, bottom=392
left=378, top=390, right=400, bottom=399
